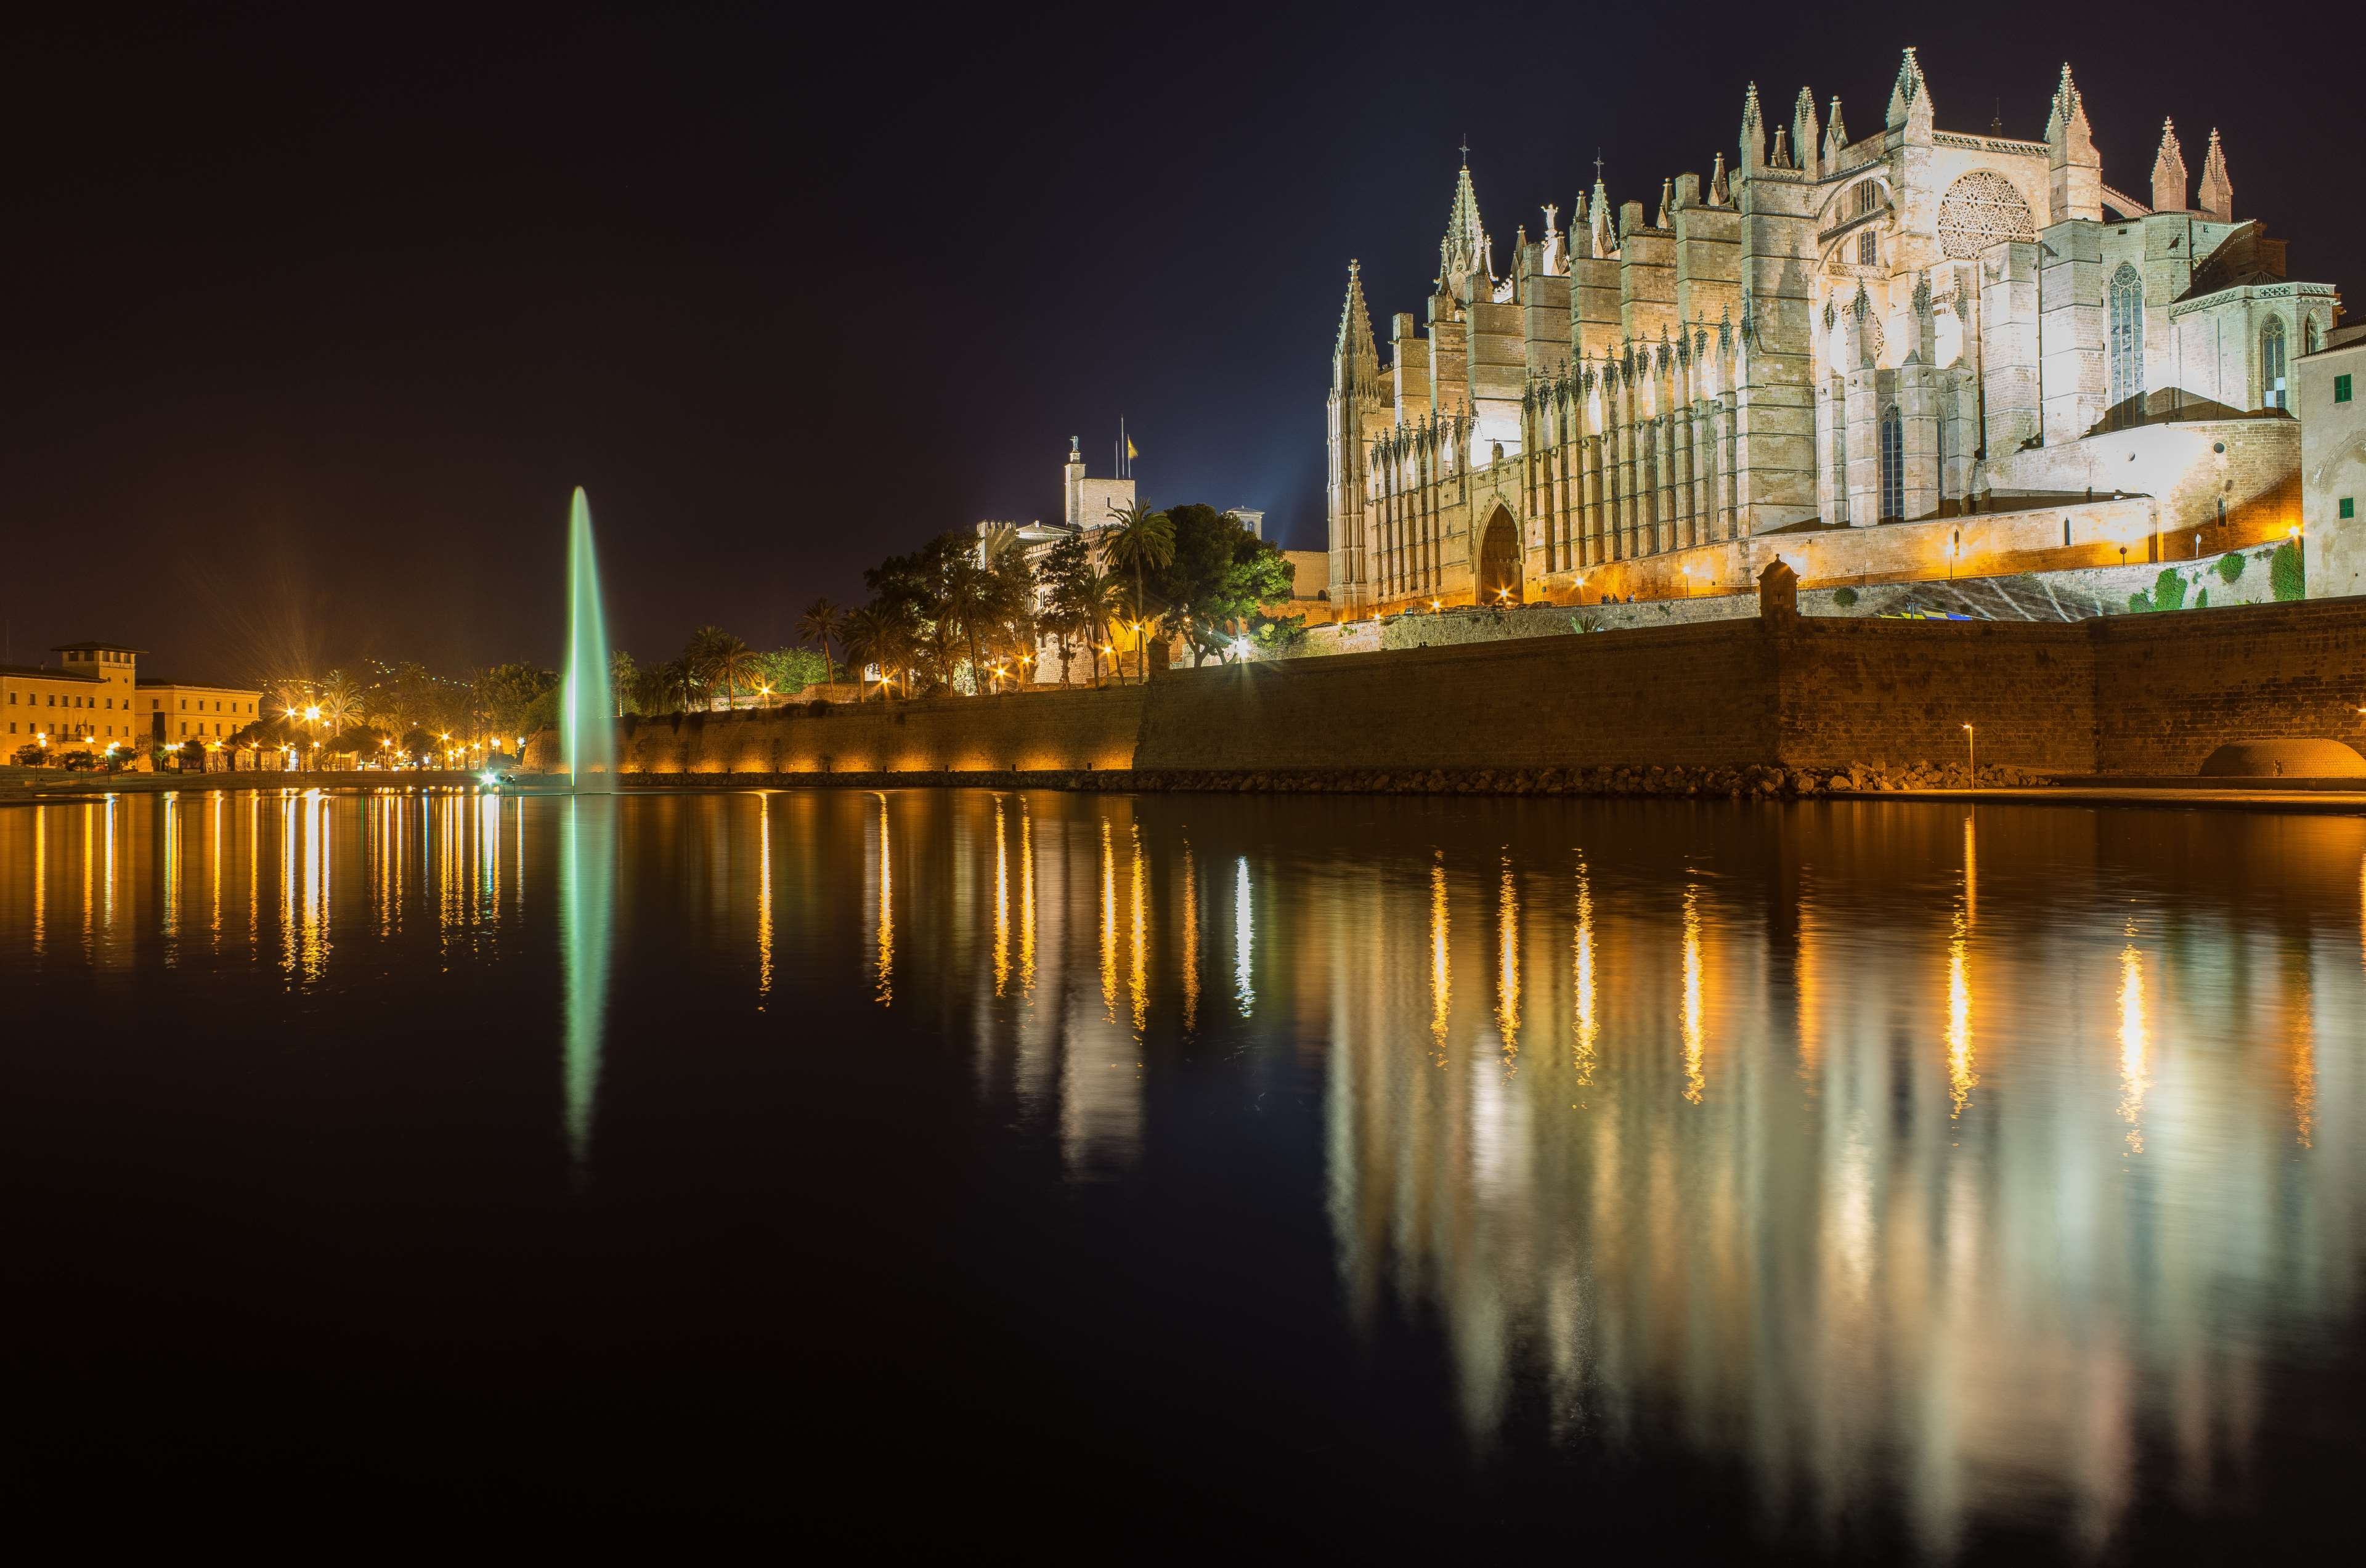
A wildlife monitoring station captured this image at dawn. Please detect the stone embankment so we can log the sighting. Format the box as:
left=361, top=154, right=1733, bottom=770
left=533, top=583, right=2366, bottom=795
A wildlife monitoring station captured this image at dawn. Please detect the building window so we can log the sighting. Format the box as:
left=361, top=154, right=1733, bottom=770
left=2336, top=373, right=2352, bottom=405
left=2343, top=498, right=2356, bottom=520
left=2308, top=318, right=2323, bottom=355
left=1857, top=230, right=1876, bottom=266
left=2108, top=263, right=2144, bottom=424
left=1852, top=180, right=1879, bottom=219
left=2262, top=317, right=2288, bottom=409
left=1879, top=405, right=1905, bottom=521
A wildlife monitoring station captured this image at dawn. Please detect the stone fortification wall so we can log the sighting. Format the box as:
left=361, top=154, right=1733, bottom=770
left=1774, top=616, right=2098, bottom=771
left=2092, top=598, right=2366, bottom=774
left=542, top=595, right=2366, bottom=784
left=596, top=686, right=1146, bottom=776
left=1134, top=624, right=1779, bottom=774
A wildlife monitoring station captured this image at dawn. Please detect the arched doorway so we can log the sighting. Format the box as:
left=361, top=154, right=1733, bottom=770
left=1478, top=507, right=1521, bottom=604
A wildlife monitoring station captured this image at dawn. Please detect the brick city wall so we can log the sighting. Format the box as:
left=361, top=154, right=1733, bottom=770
left=553, top=591, right=2366, bottom=782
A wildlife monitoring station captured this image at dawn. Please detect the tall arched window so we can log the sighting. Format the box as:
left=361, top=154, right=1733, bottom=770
left=2262, top=316, right=2288, bottom=410
left=1852, top=180, right=1879, bottom=219
left=2108, top=263, right=2144, bottom=424
left=2306, top=315, right=2323, bottom=355
left=1857, top=230, right=1877, bottom=266
left=1880, top=405, right=1904, bottom=521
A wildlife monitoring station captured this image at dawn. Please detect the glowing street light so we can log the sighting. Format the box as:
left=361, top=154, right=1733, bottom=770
left=1962, top=723, right=1976, bottom=782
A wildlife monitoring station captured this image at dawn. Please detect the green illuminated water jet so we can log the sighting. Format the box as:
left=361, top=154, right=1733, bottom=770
left=561, top=487, right=614, bottom=794
left=558, top=486, right=616, bottom=1182
left=558, top=794, right=614, bottom=1183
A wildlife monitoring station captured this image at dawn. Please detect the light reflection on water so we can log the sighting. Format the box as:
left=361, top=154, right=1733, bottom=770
left=0, top=787, right=2362, bottom=1551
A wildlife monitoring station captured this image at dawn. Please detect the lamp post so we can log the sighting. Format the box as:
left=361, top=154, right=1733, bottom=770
left=1962, top=723, right=1975, bottom=784
left=1948, top=529, right=1960, bottom=581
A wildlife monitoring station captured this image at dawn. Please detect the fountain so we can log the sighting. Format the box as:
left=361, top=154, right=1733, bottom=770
left=561, top=487, right=615, bottom=793
left=559, top=789, right=614, bottom=1184
left=556, top=487, right=616, bottom=1182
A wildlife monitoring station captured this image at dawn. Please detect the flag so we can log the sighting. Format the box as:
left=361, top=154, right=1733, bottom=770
left=1126, top=437, right=1138, bottom=461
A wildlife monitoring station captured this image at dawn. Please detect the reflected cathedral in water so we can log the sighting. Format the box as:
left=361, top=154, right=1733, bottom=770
left=0, top=786, right=2359, bottom=1551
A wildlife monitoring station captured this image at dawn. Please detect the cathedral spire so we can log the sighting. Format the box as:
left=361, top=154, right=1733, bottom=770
left=1823, top=95, right=1849, bottom=166
left=1708, top=152, right=1730, bottom=206
left=2151, top=118, right=2188, bottom=213
left=2198, top=127, right=2233, bottom=222
left=1333, top=259, right=1380, bottom=399
left=1655, top=178, right=1673, bottom=229
left=1588, top=168, right=1614, bottom=258
left=1441, top=156, right=1487, bottom=285
left=1792, top=87, right=1820, bottom=179
left=2046, top=63, right=2101, bottom=221
left=1740, top=82, right=1766, bottom=173
left=1887, top=46, right=1932, bottom=132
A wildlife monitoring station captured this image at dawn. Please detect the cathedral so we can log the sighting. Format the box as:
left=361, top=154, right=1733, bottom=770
left=1325, top=50, right=2340, bottom=614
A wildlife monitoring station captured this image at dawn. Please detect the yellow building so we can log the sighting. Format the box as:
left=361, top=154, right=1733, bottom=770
left=1, top=643, right=261, bottom=760
left=139, top=679, right=266, bottom=748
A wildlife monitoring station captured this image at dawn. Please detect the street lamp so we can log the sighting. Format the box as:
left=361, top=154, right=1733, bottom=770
left=1962, top=723, right=1975, bottom=783
left=1948, top=529, right=1961, bottom=581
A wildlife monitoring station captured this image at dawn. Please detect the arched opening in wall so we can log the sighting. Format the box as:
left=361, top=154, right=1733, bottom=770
left=1478, top=507, right=1521, bottom=604
left=1879, top=405, right=1905, bottom=522
left=2262, top=316, right=2288, bottom=410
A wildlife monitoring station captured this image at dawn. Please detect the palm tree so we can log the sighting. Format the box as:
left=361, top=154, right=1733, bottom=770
left=317, top=670, right=357, bottom=733
left=842, top=607, right=891, bottom=701
left=699, top=631, right=759, bottom=711
left=1085, top=567, right=1129, bottom=688
left=656, top=657, right=702, bottom=714
left=608, top=649, right=640, bottom=718
left=1100, top=502, right=1174, bottom=683
left=941, top=559, right=993, bottom=694
left=797, top=598, right=844, bottom=682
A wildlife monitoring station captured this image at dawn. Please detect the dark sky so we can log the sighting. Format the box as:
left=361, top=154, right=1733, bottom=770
left=4, top=1, right=2354, bottom=681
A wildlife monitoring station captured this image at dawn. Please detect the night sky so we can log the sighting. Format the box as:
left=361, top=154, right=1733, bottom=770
left=5, top=2, right=2356, bottom=681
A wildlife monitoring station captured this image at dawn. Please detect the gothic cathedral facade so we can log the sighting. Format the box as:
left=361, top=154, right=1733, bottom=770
left=1326, top=51, right=2339, bottom=614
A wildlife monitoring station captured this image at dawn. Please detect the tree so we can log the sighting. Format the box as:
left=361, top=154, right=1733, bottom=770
left=685, top=627, right=758, bottom=710
left=474, top=664, right=558, bottom=743
left=797, top=598, right=844, bottom=681
left=1148, top=505, right=1296, bottom=665
left=1037, top=534, right=1096, bottom=686
left=1084, top=567, right=1130, bottom=686
left=755, top=647, right=829, bottom=701
left=941, top=558, right=993, bottom=693
left=841, top=607, right=892, bottom=700
left=1100, top=502, right=1174, bottom=682
left=317, top=670, right=360, bottom=731
left=608, top=649, right=640, bottom=717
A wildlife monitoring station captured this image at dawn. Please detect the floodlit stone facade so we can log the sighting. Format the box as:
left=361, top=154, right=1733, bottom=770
left=2300, top=322, right=2366, bottom=598
left=1327, top=51, right=2339, bottom=614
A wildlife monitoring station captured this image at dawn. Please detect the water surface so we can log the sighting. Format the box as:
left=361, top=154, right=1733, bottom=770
left=2, top=787, right=2360, bottom=1554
